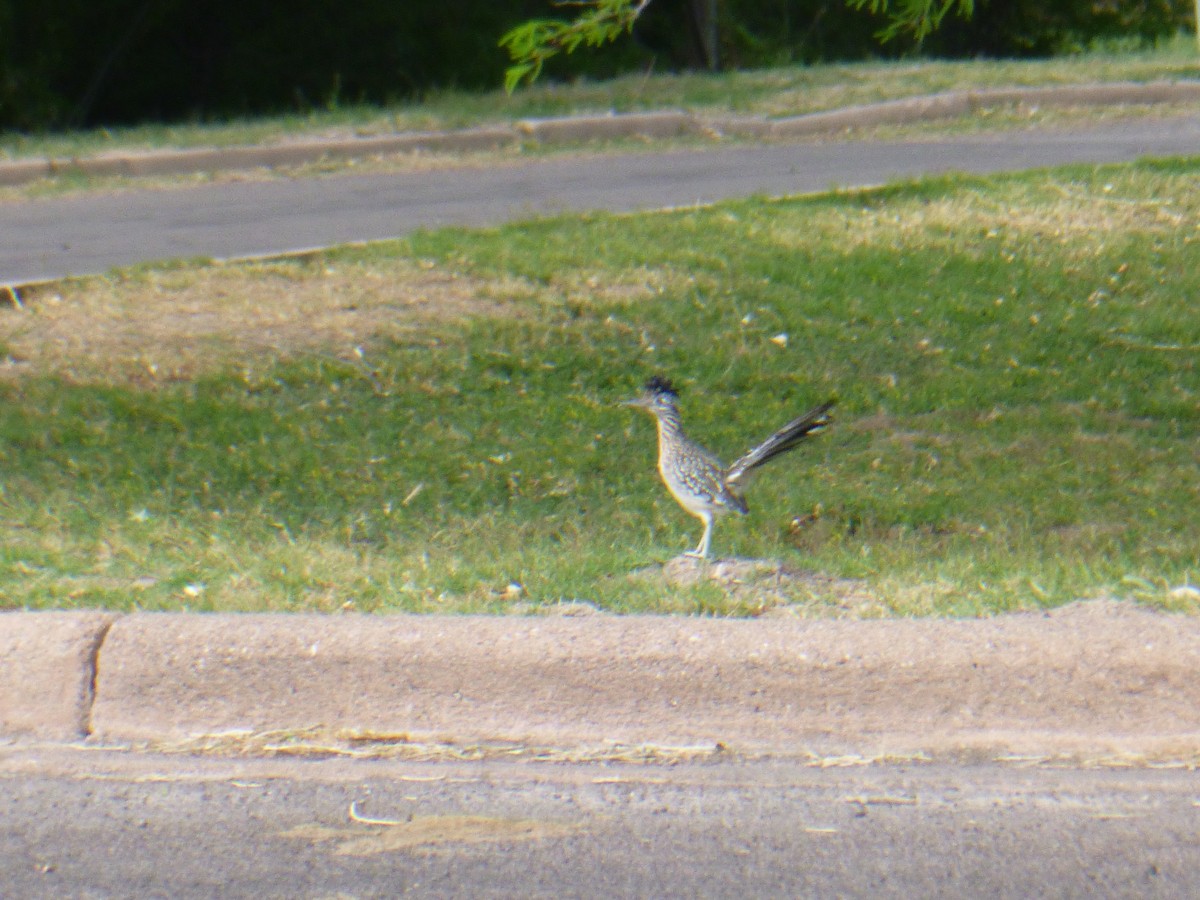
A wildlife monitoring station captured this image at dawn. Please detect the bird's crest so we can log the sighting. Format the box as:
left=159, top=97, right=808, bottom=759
left=644, top=375, right=679, bottom=398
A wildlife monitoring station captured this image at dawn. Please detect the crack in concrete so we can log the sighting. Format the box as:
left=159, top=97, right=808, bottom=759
left=80, top=616, right=120, bottom=738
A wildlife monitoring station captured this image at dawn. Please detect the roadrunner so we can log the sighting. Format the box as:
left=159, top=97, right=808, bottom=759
left=624, top=376, right=834, bottom=559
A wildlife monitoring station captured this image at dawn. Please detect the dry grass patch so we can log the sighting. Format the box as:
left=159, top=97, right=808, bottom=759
left=0, top=258, right=542, bottom=385
left=627, top=555, right=886, bottom=617
left=156, top=726, right=726, bottom=766
left=0, top=255, right=684, bottom=387
left=770, top=172, right=1198, bottom=256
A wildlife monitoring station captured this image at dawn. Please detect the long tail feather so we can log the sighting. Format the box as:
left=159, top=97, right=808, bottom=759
left=725, top=400, right=835, bottom=485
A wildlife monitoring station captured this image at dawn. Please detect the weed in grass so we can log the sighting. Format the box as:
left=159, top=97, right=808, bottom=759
left=0, top=159, right=1197, bottom=614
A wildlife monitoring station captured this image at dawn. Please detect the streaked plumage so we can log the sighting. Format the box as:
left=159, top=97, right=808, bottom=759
left=624, top=375, right=834, bottom=559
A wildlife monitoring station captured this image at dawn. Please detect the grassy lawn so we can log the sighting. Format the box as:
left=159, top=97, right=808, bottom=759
left=2, top=38, right=1198, bottom=164
left=1, top=157, right=1197, bottom=616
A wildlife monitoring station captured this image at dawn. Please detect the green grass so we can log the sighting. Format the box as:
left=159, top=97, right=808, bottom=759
left=1, top=157, right=1198, bottom=615
left=2, top=36, right=1197, bottom=162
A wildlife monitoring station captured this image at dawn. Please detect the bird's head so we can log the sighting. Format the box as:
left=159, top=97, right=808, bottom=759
left=622, top=375, right=680, bottom=416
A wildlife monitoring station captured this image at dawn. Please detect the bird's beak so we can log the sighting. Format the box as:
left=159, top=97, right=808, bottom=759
left=620, top=397, right=649, bottom=409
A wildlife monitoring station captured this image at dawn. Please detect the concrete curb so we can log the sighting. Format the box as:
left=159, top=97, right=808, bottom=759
left=765, top=80, right=1200, bottom=137
left=1, top=80, right=1196, bottom=187
left=4, top=601, right=1199, bottom=758
left=516, top=109, right=696, bottom=143
left=0, top=611, right=116, bottom=739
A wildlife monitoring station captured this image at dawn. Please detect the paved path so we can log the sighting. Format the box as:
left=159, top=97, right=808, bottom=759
left=2, top=746, right=1197, bottom=898
left=3, top=116, right=1198, bottom=286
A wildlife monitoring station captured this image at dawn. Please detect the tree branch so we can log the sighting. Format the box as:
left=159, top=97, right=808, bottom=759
left=500, top=0, right=655, bottom=93
left=501, top=0, right=975, bottom=92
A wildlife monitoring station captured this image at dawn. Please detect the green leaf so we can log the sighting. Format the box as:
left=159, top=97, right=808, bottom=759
left=503, top=63, right=537, bottom=96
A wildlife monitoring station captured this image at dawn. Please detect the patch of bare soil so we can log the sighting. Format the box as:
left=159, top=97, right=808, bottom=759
left=631, top=554, right=885, bottom=616
left=0, top=259, right=528, bottom=385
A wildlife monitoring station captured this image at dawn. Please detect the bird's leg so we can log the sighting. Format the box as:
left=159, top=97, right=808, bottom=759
left=685, top=515, right=713, bottom=560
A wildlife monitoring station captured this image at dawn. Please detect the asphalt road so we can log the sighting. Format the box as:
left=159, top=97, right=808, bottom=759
left=1, top=746, right=1197, bottom=898
left=3, top=116, right=1198, bottom=286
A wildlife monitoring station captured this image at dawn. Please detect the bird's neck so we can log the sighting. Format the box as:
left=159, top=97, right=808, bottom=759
left=652, top=408, right=689, bottom=477
left=653, top=405, right=684, bottom=442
